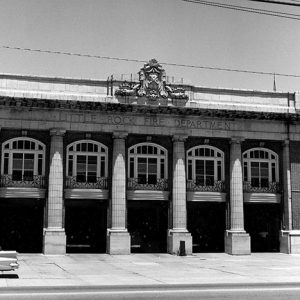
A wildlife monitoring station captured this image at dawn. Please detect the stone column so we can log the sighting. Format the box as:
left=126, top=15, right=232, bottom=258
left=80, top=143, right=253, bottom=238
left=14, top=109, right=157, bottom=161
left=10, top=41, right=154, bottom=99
left=225, top=137, right=250, bottom=255
left=107, top=131, right=130, bottom=254
left=168, top=135, right=192, bottom=255
left=43, top=128, right=66, bottom=254
left=280, top=140, right=295, bottom=253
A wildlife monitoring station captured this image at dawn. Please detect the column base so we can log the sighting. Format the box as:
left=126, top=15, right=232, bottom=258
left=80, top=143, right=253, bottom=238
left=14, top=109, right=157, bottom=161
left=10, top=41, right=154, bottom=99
left=107, top=229, right=131, bottom=254
left=225, top=230, right=251, bottom=255
left=43, top=228, right=66, bottom=255
left=280, top=230, right=300, bottom=254
left=167, top=229, right=192, bottom=255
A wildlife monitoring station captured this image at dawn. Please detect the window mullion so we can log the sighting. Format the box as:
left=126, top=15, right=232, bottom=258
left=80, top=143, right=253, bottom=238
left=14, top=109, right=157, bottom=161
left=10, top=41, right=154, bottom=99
left=258, top=162, right=262, bottom=187
left=8, top=152, right=12, bottom=175
left=97, top=154, right=100, bottom=178
left=0, top=153, right=2, bottom=175
left=214, top=159, right=217, bottom=181
left=247, top=160, right=251, bottom=184
left=42, top=150, right=46, bottom=174
left=146, top=157, right=149, bottom=183
left=204, top=159, right=207, bottom=185
left=268, top=161, right=271, bottom=183
left=192, top=158, right=196, bottom=181
left=157, top=157, right=161, bottom=179
left=85, top=155, right=88, bottom=181
left=73, top=155, right=77, bottom=178
left=222, top=158, right=225, bottom=181
left=21, top=153, right=25, bottom=179
left=33, top=153, right=37, bottom=176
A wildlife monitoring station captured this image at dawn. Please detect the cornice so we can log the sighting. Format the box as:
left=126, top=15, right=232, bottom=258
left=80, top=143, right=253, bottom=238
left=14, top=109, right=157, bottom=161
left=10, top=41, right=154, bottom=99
left=0, top=96, right=298, bottom=122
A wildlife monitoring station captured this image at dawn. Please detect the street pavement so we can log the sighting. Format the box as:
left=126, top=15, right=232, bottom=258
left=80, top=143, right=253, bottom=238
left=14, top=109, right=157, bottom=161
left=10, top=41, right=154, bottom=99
left=1, top=253, right=300, bottom=288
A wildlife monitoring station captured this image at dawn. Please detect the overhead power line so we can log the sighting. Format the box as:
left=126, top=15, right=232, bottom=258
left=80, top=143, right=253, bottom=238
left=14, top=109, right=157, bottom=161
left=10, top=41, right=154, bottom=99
left=182, top=0, right=300, bottom=20
left=245, top=0, right=300, bottom=6
left=2, top=45, right=300, bottom=79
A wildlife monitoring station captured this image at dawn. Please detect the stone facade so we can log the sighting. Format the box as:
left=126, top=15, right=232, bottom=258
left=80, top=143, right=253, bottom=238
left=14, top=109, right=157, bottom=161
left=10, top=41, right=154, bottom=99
left=0, top=60, right=300, bottom=255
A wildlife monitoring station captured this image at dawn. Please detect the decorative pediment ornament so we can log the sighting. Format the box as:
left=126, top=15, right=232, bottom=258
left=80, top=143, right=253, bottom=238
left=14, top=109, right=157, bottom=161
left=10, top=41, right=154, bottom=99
left=115, top=59, right=188, bottom=101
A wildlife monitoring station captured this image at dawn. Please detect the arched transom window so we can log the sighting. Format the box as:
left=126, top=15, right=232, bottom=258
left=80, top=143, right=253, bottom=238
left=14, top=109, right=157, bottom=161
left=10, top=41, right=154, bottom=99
left=187, top=146, right=224, bottom=186
left=66, top=140, right=108, bottom=183
left=128, top=143, right=168, bottom=185
left=1, top=137, right=45, bottom=181
left=243, top=148, right=279, bottom=188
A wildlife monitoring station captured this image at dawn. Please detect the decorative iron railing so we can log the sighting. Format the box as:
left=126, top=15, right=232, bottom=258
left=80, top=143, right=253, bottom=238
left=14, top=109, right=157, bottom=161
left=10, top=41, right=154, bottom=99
left=243, top=181, right=281, bottom=193
left=127, top=178, right=168, bottom=191
left=186, top=180, right=225, bottom=192
left=65, top=176, right=108, bottom=189
left=0, top=174, right=46, bottom=188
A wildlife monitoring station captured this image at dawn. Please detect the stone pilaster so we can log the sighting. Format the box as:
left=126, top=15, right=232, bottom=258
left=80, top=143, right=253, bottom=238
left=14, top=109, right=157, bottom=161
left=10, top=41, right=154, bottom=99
left=43, top=128, right=66, bottom=254
left=225, top=137, right=250, bottom=255
left=107, top=131, right=130, bottom=254
left=280, top=140, right=300, bottom=253
left=168, top=135, right=192, bottom=255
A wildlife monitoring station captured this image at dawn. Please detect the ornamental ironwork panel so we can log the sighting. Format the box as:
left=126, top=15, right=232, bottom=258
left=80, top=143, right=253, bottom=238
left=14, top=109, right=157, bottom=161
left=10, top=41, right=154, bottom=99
left=65, top=176, right=108, bottom=189
left=243, top=181, right=281, bottom=193
left=0, top=175, right=46, bottom=188
left=127, top=178, right=168, bottom=191
left=186, top=180, right=225, bottom=192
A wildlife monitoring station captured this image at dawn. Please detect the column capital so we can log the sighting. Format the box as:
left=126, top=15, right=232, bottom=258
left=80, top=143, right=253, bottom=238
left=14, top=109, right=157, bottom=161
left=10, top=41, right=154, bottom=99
left=50, top=128, right=66, bottom=136
left=283, top=139, right=290, bottom=147
left=113, top=131, right=128, bottom=139
left=172, top=134, right=188, bottom=142
left=230, top=136, right=244, bottom=144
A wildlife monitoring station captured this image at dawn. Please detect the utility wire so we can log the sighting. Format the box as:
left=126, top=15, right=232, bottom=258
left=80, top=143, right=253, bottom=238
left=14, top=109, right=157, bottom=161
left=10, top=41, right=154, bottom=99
left=182, top=0, right=300, bottom=20
left=183, top=0, right=300, bottom=17
left=183, top=0, right=300, bottom=15
left=245, top=0, right=300, bottom=7
left=2, top=45, right=300, bottom=79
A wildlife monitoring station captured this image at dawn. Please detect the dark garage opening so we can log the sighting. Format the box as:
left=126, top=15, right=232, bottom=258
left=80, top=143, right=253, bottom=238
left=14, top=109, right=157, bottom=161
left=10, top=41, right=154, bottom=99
left=128, top=200, right=168, bottom=253
left=244, top=203, right=281, bottom=252
left=0, top=198, right=44, bottom=253
left=65, top=200, right=107, bottom=253
left=187, top=202, right=226, bottom=252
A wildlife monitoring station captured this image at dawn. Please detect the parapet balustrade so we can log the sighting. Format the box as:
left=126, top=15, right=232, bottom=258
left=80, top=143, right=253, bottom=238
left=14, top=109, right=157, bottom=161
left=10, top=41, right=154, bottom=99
left=0, top=174, right=46, bottom=188
left=65, top=176, right=108, bottom=189
left=243, top=181, right=281, bottom=193
left=186, top=179, right=225, bottom=192
left=127, top=178, right=168, bottom=191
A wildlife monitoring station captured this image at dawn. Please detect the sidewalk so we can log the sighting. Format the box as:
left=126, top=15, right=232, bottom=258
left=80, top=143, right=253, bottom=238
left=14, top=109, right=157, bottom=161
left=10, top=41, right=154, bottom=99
left=1, top=253, right=300, bottom=288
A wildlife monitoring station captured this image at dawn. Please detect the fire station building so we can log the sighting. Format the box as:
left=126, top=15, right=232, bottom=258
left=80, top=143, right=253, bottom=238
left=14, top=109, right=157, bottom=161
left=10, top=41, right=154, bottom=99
left=0, top=59, right=300, bottom=255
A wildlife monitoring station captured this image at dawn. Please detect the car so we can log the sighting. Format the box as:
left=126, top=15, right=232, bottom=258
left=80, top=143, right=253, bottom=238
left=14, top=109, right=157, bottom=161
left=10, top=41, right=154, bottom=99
left=0, top=251, right=18, bottom=271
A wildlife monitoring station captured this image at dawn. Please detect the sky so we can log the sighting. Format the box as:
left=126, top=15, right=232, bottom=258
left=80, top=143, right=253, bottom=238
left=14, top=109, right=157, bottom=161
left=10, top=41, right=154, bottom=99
left=0, top=0, right=300, bottom=92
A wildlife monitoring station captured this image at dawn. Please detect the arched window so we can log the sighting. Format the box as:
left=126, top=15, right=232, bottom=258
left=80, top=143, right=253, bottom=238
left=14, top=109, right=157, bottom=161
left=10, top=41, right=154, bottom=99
left=128, top=143, right=168, bottom=188
left=186, top=146, right=224, bottom=189
left=243, top=148, right=279, bottom=189
left=66, top=140, right=108, bottom=184
left=1, top=137, right=45, bottom=181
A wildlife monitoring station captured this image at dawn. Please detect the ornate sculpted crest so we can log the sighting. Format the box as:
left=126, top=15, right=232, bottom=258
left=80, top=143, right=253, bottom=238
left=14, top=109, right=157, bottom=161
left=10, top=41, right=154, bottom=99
left=115, top=59, right=188, bottom=101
